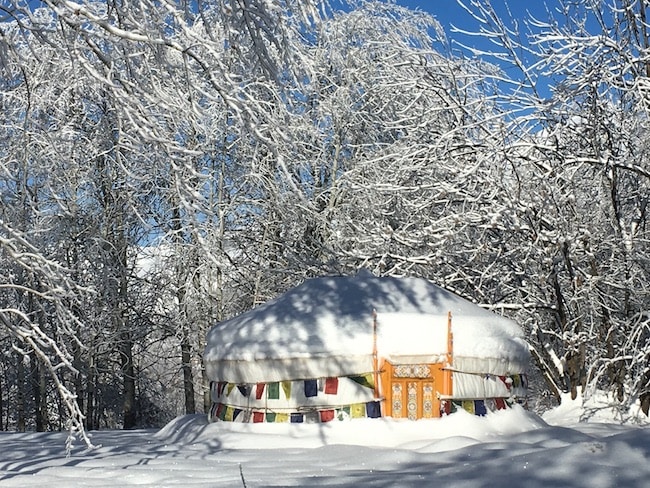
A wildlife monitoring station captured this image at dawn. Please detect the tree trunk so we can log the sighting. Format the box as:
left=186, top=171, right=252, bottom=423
left=120, top=332, right=137, bottom=429
left=181, top=336, right=196, bottom=414
left=31, top=354, right=47, bottom=432
left=529, top=347, right=562, bottom=403
left=565, top=345, right=586, bottom=401
left=202, top=366, right=211, bottom=415
left=641, top=392, right=650, bottom=417
left=0, top=364, right=4, bottom=431
left=171, top=203, right=197, bottom=415
left=16, top=352, right=25, bottom=432
left=71, top=342, right=85, bottom=430
left=86, top=354, right=98, bottom=430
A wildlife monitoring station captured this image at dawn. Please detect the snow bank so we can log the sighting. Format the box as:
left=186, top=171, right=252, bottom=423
left=3, top=404, right=650, bottom=487
left=544, top=391, right=650, bottom=426
left=156, top=406, right=546, bottom=450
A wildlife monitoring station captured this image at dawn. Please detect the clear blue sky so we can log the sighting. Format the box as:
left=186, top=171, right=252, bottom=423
left=393, top=0, right=561, bottom=56
left=393, top=1, right=561, bottom=34
left=392, top=0, right=568, bottom=98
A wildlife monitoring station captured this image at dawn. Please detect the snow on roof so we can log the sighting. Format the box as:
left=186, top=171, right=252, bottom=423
left=204, top=272, right=528, bottom=382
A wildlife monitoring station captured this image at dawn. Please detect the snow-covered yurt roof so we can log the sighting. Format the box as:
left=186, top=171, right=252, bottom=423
left=204, top=272, right=529, bottom=383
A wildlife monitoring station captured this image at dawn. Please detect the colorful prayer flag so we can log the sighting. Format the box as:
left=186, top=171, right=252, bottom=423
left=320, top=410, right=335, bottom=422
left=349, top=373, right=375, bottom=390
left=474, top=400, right=487, bottom=416
left=366, top=401, right=381, bottom=418
left=325, top=377, right=339, bottom=395
left=440, top=400, right=451, bottom=416
left=351, top=403, right=365, bottom=419
left=209, top=402, right=219, bottom=421
left=267, top=382, right=280, bottom=399
left=462, top=400, right=475, bottom=414
left=281, top=381, right=292, bottom=399
left=217, top=403, right=227, bottom=421
left=225, top=406, right=234, bottom=421
left=253, top=411, right=264, bottom=423
left=275, top=413, right=288, bottom=423
left=304, top=411, right=320, bottom=423
left=337, top=406, right=350, bottom=420
left=304, top=379, right=318, bottom=397
left=255, top=383, right=265, bottom=400
left=237, top=384, right=251, bottom=397
left=485, top=398, right=496, bottom=412
left=498, top=376, right=511, bottom=390
left=290, top=413, right=304, bottom=423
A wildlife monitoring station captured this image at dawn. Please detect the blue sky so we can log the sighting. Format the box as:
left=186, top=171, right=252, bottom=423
left=392, top=1, right=561, bottom=40
left=393, top=0, right=562, bottom=54
left=391, top=1, right=567, bottom=98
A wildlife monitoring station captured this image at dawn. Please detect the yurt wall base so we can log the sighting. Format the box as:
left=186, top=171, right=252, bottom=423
left=208, top=400, right=382, bottom=423
left=441, top=397, right=527, bottom=416
left=207, top=375, right=381, bottom=424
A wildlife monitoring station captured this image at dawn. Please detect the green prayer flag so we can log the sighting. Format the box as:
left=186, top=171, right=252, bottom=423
left=267, top=382, right=280, bottom=399
left=349, top=373, right=375, bottom=390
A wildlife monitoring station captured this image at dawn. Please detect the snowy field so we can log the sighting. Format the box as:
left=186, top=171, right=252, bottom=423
left=1, top=396, right=649, bottom=487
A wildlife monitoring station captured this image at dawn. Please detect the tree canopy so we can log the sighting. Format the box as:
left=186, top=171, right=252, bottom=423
left=0, top=0, right=648, bottom=446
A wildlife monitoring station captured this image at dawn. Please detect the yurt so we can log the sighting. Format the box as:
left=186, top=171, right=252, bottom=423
left=204, top=271, right=529, bottom=423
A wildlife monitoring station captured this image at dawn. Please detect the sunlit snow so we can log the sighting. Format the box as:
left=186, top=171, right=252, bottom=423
left=1, top=394, right=648, bottom=487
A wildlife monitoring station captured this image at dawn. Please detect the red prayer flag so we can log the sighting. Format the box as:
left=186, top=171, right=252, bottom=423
left=325, top=377, right=339, bottom=395
left=498, top=376, right=512, bottom=390
left=253, top=411, right=264, bottom=423
left=319, top=410, right=335, bottom=422
left=255, top=383, right=265, bottom=400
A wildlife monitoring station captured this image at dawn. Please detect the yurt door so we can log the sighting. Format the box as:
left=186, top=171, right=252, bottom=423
left=383, top=363, right=443, bottom=419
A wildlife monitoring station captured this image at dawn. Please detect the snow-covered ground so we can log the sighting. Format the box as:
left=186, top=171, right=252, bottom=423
left=1, top=395, right=648, bottom=487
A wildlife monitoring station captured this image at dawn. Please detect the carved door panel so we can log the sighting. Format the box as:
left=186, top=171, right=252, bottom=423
left=386, top=364, right=437, bottom=419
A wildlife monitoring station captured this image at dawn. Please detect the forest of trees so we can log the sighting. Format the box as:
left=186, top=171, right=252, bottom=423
left=0, top=0, right=648, bottom=444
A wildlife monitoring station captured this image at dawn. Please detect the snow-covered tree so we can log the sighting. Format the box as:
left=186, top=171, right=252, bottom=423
left=1, top=0, right=331, bottom=440
left=460, top=0, right=650, bottom=415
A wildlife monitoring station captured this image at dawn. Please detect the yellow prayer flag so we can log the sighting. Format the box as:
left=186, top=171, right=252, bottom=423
left=462, top=400, right=475, bottom=415
left=225, top=406, right=234, bottom=421
left=351, top=403, right=365, bottom=419
left=281, top=381, right=292, bottom=399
